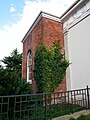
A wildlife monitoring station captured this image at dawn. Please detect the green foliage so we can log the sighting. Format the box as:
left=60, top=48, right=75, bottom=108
left=34, top=45, right=48, bottom=93
left=0, top=49, right=32, bottom=96
left=0, top=99, right=86, bottom=120
left=1, top=103, right=84, bottom=120
left=2, top=48, right=22, bottom=77
left=34, top=42, right=69, bottom=93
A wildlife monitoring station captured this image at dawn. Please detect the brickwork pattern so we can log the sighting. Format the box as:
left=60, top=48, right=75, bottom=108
left=22, top=17, right=65, bottom=93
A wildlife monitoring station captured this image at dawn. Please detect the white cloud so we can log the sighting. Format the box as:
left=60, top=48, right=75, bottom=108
left=0, top=0, right=76, bottom=60
left=10, top=6, right=16, bottom=13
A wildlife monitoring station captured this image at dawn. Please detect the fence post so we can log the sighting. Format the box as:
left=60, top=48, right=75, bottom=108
left=86, top=85, right=90, bottom=109
left=45, top=93, right=47, bottom=120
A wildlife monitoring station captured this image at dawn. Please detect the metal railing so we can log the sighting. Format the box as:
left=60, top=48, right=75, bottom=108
left=0, top=86, right=90, bottom=120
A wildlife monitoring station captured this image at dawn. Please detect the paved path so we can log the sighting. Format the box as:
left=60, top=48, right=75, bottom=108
left=52, top=110, right=90, bottom=120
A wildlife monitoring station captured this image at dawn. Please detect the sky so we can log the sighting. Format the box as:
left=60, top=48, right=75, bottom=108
left=0, top=0, right=76, bottom=61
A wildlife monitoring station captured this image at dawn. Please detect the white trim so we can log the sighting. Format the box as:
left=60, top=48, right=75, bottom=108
left=27, top=55, right=29, bottom=82
left=27, top=51, right=32, bottom=84
left=27, top=79, right=32, bottom=84
left=22, top=12, right=61, bottom=43
left=41, top=12, right=61, bottom=22
left=64, top=31, right=72, bottom=90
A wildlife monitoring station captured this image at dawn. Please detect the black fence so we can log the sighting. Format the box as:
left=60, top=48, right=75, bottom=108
left=0, top=86, right=90, bottom=120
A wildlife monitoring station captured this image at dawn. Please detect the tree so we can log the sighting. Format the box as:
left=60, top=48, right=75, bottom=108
left=0, top=49, right=33, bottom=120
left=0, top=49, right=32, bottom=96
left=2, top=48, right=22, bottom=77
left=34, top=42, right=69, bottom=93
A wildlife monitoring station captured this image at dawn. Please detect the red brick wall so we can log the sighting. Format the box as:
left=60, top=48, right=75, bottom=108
left=22, top=17, right=66, bottom=93
left=42, top=17, right=64, bottom=49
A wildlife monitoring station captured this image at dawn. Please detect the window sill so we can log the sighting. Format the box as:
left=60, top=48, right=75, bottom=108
left=27, top=79, right=32, bottom=84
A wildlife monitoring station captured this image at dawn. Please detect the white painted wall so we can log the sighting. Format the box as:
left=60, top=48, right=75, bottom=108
left=68, top=15, right=90, bottom=89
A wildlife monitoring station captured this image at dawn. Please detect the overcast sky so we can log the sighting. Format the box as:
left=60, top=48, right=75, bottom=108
left=0, top=0, right=76, bottom=60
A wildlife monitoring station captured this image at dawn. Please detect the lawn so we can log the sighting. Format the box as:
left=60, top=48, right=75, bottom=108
left=70, top=114, right=90, bottom=120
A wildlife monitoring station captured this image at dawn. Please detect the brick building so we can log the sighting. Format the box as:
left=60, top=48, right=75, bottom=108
left=22, top=0, right=90, bottom=92
left=22, top=11, right=66, bottom=93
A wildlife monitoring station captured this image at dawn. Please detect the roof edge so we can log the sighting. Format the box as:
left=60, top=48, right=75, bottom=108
left=60, top=0, right=85, bottom=20
left=22, top=11, right=61, bottom=43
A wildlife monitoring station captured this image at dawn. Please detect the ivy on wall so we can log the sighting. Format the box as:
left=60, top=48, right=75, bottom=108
left=34, top=42, right=69, bottom=93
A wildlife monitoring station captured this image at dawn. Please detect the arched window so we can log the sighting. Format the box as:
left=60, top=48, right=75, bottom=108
left=27, top=50, right=32, bottom=84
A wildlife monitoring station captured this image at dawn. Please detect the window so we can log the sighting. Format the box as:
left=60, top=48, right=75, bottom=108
left=27, top=50, right=32, bottom=84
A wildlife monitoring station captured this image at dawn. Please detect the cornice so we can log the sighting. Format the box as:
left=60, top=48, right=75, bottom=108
left=63, top=0, right=90, bottom=33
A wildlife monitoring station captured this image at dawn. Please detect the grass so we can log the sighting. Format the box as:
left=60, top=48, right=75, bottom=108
left=70, top=114, right=90, bottom=120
